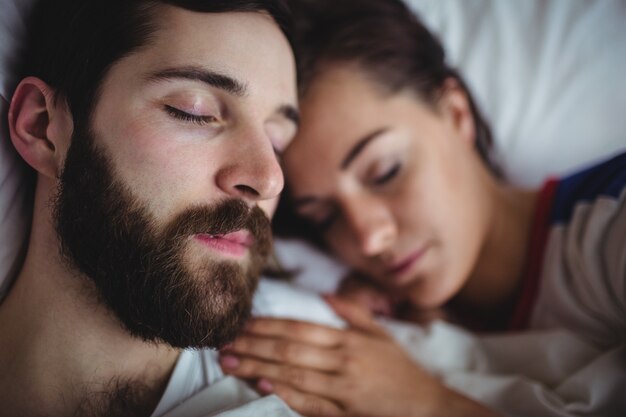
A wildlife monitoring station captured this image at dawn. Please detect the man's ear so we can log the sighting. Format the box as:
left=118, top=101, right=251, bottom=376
left=438, top=78, right=476, bottom=146
left=8, top=77, right=73, bottom=179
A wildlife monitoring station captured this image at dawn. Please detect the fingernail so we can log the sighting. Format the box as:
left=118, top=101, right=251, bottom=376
left=220, top=355, right=240, bottom=369
left=323, top=294, right=338, bottom=303
left=257, top=378, right=274, bottom=393
left=220, top=342, right=234, bottom=351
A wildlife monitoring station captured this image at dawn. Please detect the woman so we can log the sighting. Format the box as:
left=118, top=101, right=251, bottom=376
left=220, top=0, right=626, bottom=415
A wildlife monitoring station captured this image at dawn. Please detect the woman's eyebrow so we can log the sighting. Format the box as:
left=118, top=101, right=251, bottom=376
left=340, top=127, right=390, bottom=170
left=278, top=104, right=300, bottom=127
left=294, top=127, right=390, bottom=207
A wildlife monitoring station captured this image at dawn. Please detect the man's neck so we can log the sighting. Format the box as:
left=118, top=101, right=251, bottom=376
left=0, top=211, right=179, bottom=416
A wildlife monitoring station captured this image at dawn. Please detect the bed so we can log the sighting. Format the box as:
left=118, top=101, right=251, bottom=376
left=2, top=0, right=625, bottom=415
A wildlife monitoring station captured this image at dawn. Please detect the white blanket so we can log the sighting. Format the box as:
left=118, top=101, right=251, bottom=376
left=254, top=279, right=626, bottom=416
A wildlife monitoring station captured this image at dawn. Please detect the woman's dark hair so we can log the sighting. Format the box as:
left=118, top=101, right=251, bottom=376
left=291, top=0, right=496, bottom=170
left=21, top=0, right=292, bottom=128
left=274, top=0, right=499, bottom=242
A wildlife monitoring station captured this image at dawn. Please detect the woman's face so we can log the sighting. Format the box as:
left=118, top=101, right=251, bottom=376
left=283, top=65, right=494, bottom=309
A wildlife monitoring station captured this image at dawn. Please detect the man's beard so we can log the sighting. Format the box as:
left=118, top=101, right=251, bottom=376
left=52, top=124, right=272, bottom=349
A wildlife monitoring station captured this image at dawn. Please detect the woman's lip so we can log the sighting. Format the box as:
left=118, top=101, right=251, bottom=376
left=194, top=231, right=254, bottom=257
left=386, top=247, right=428, bottom=276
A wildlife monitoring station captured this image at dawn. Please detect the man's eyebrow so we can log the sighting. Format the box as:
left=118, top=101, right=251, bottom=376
left=146, top=67, right=298, bottom=124
left=341, top=127, right=389, bottom=170
left=146, top=66, right=247, bottom=96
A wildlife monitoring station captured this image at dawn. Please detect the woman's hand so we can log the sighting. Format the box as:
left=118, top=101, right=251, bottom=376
left=335, top=273, right=395, bottom=317
left=336, top=272, right=450, bottom=325
left=219, top=296, right=498, bottom=417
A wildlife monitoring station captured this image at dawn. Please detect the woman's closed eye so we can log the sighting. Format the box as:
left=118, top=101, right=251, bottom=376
left=164, top=105, right=217, bottom=126
left=315, top=212, right=338, bottom=231
left=371, top=162, right=401, bottom=186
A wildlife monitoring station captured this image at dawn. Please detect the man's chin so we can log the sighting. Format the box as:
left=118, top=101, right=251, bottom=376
left=142, top=261, right=258, bottom=349
left=127, top=289, right=255, bottom=349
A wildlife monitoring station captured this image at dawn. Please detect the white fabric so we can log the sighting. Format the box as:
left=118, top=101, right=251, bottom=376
left=0, top=97, right=30, bottom=300
left=0, top=0, right=36, bottom=299
left=150, top=350, right=299, bottom=417
left=150, top=279, right=325, bottom=417
left=162, top=377, right=298, bottom=417
left=0, top=0, right=34, bottom=99
left=273, top=238, right=348, bottom=294
left=151, top=349, right=224, bottom=416
left=406, top=0, right=626, bottom=186
left=252, top=278, right=347, bottom=328
left=386, top=321, right=626, bottom=417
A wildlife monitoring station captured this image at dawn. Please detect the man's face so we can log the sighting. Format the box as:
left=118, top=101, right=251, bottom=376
left=54, top=7, right=298, bottom=348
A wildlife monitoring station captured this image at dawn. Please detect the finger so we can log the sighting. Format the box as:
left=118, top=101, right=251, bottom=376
left=323, top=295, right=387, bottom=336
left=257, top=378, right=344, bottom=417
left=220, top=354, right=343, bottom=400
left=246, top=318, right=344, bottom=347
left=336, top=290, right=394, bottom=317
left=227, top=334, right=345, bottom=372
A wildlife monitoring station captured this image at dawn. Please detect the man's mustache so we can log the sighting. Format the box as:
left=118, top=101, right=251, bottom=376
left=163, top=199, right=273, bottom=257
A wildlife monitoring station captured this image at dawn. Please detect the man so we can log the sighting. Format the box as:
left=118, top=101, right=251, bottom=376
left=0, top=0, right=301, bottom=415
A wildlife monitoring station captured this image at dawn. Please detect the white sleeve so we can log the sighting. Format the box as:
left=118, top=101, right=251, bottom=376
left=384, top=320, right=626, bottom=417
left=161, top=376, right=302, bottom=417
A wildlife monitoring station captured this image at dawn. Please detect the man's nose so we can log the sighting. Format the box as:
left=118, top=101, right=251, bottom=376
left=340, top=194, right=397, bottom=257
left=215, top=125, right=284, bottom=203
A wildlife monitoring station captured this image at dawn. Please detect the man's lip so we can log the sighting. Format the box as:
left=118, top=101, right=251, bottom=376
left=386, top=247, right=428, bottom=276
left=194, top=230, right=255, bottom=257
left=215, top=230, right=255, bottom=247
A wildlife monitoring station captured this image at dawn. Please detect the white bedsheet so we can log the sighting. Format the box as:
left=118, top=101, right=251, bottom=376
left=254, top=279, right=626, bottom=416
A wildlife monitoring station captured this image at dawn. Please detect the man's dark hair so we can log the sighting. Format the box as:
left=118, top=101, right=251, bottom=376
left=22, top=0, right=292, bottom=128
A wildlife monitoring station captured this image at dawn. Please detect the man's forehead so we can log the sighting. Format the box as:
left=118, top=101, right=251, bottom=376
left=148, top=6, right=283, bottom=60
left=87, top=4, right=298, bottom=132
left=133, top=5, right=296, bottom=98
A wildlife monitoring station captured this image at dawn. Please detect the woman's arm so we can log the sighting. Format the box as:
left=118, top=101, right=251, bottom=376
left=220, top=296, right=499, bottom=417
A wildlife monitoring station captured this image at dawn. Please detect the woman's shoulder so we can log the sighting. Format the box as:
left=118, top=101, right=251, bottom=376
left=550, top=150, right=626, bottom=225
left=528, top=150, right=626, bottom=347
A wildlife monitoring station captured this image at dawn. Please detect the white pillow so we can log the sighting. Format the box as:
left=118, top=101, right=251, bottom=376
left=280, top=0, right=626, bottom=291
left=0, top=0, right=36, bottom=299
left=406, top=0, right=626, bottom=186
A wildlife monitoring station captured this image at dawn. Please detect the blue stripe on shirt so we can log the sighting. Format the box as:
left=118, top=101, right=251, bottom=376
left=551, top=151, right=626, bottom=224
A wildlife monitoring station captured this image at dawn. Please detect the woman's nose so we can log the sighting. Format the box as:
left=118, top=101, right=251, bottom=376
left=341, top=195, right=397, bottom=257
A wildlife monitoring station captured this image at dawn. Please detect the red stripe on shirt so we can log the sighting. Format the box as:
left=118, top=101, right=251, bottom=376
left=509, top=178, right=559, bottom=330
